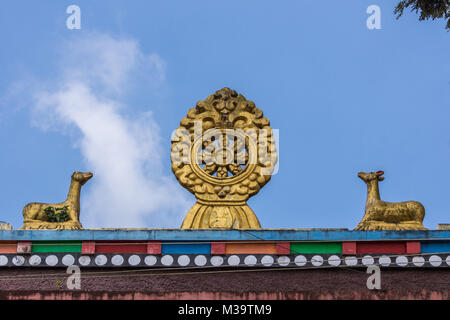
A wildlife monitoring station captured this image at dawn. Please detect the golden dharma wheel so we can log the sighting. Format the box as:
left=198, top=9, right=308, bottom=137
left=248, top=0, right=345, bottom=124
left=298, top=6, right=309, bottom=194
left=171, top=88, right=277, bottom=229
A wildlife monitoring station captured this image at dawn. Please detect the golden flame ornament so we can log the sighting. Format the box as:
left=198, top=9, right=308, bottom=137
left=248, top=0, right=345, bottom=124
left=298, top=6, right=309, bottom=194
left=171, top=88, right=277, bottom=229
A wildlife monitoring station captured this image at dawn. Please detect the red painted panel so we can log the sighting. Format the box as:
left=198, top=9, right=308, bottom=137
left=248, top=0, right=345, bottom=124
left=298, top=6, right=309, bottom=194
left=342, top=242, right=356, bottom=255
left=357, top=241, right=406, bottom=254
left=211, top=242, right=226, bottom=255
left=276, top=242, right=290, bottom=255
left=82, top=241, right=96, bottom=254
left=406, top=241, right=421, bottom=254
left=0, top=241, right=17, bottom=254
left=95, top=241, right=147, bottom=254
left=17, top=241, right=32, bottom=254
left=147, top=242, right=161, bottom=254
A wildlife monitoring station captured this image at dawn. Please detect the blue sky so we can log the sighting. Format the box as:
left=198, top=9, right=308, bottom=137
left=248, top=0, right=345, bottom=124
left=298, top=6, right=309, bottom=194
left=0, top=1, right=449, bottom=229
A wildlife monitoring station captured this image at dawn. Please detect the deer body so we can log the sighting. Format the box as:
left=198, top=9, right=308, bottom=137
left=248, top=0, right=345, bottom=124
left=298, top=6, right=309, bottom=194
left=21, top=172, right=93, bottom=230
left=355, top=171, right=426, bottom=230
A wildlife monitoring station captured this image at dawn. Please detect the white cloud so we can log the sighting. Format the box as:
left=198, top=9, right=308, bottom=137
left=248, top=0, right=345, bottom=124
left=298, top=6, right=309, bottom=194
left=58, top=33, right=166, bottom=97
left=31, top=33, right=191, bottom=228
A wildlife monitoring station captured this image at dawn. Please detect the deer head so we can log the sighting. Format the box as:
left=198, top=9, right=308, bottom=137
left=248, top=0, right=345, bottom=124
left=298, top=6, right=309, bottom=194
left=358, top=171, right=384, bottom=183
left=71, top=171, right=94, bottom=185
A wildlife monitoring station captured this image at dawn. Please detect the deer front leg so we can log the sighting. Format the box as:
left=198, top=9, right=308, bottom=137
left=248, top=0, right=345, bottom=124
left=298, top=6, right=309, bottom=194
left=359, top=207, right=377, bottom=223
left=355, top=206, right=384, bottom=230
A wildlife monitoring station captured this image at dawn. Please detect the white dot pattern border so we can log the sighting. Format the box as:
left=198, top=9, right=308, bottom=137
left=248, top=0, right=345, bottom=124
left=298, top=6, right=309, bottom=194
left=0, top=253, right=448, bottom=268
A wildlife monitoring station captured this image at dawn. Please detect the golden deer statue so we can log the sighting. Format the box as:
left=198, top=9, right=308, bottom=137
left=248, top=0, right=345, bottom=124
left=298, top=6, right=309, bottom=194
left=20, top=171, right=93, bottom=230
left=355, top=171, right=426, bottom=230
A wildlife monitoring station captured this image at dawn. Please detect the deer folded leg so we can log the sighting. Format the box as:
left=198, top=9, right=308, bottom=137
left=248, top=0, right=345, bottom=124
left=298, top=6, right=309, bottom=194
left=21, top=219, right=82, bottom=230
left=355, top=220, right=396, bottom=230
left=20, top=219, right=50, bottom=230
left=356, top=220, right=427, bottom=231
left=396, top=221, right=427, bottom=230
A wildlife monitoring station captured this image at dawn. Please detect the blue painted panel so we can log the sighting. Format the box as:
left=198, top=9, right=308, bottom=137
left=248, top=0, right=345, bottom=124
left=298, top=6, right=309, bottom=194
left=421, top=241, right=450, bottom=254
left=0, top=230, right=449, bottom=242
left=162, top=243, right=211, bottom=254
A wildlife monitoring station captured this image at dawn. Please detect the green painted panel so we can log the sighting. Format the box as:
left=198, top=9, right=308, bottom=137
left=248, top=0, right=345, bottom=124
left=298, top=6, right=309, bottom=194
left=31, top=241, right=82, bottom=253
left=290, top=242, right=342, bottom=254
